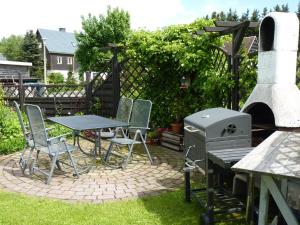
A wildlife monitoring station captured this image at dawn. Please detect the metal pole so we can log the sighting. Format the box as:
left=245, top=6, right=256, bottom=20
left=42, top=38, right=47, bottom=84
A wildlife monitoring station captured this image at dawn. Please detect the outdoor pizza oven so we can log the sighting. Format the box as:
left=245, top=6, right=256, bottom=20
left=184, top=108, right=251, bottom=173
left=242, top=12, right=300, bottom=128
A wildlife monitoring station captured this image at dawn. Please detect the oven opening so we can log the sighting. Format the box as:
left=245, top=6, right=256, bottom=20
left=244, top=102, right=276, bottom=146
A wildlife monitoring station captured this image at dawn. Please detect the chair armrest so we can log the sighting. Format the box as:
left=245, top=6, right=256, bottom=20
left=47, top=133, right=72, bottom=144
left=129, top=127, right=150, bottom=130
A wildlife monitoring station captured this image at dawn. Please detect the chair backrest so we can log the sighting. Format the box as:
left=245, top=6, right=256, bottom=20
left=25, top=104, right=48, bottom=147
left=14, top=101, right=27, bottom=138
left=129, top=99, right=152, bottom=135
left=116, top=97, right=133, bottom=123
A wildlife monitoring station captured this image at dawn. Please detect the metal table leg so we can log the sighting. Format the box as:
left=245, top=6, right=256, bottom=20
left=184, top=168, right=191, bottom=202
left=204, top=160, right=214, bottom=225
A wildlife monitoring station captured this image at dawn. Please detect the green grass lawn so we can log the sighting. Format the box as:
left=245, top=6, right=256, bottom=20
left=0, top=189, right=201, bottom=225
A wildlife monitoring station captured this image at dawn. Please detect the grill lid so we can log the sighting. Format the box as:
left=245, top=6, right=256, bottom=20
left=184, top=107, right=250, bottom=130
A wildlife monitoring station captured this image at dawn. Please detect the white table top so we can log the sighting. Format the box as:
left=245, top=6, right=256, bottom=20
left=232, top=131, right=300, bottom=179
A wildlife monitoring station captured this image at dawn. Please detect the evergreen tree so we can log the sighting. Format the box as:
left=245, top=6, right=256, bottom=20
left=274, top=4, right=289, bottom=12
left=241, top=9, right=250, bottom=21
left=262, top=7, right=268, bottom=17
left=250, top=9, right=260, bottom=22
left=232, top=10, right=239, bottom=21
left=21, top=30, right=43, bottom=78
left=211, top=11, right=217, bottom=19
left=219, top=11, right=226, bottom=20
left=297, top=2, right=300, bottom=20
left=226, top=8, right=234, bottom=21
left=274, top=4, right=281, bottom=12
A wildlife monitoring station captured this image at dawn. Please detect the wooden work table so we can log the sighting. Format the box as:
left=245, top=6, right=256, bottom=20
left=233, top=131, right=300, bottom=225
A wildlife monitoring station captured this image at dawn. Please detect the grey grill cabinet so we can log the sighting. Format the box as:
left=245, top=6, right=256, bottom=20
left=184, top=107, right=251, bottom=173
left=184, top=108, right=252, bottom=225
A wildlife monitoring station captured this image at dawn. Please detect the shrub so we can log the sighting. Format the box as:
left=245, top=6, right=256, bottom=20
left=66, top=71, right=77, bottom=84
left=48, top=72, right=64, bottom=84
left=0, top=105, right=24, bottom=154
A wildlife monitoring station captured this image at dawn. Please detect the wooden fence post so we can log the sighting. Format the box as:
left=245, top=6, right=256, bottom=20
left=112, top=47, right=120, bottom=116
left=18, top=72, right=25, bottom=110
left=85, top=71, right=92, bottom=114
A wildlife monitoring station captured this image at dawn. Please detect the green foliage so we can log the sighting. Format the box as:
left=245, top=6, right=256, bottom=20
left=48, top=72, right=64, bottom=84
left=66, top=71, right=77, bottom=84
left=47, top=122, right=72, bottom=138
left=75, top=6, right=131, bottom=72
left=239, top=54, right=258, bottom=106
left=0, top=84, right=4, bottom=106
left=0, top=35, right=24, bottom=61
left=0, top=105, right=24, bottom=154
left=21, top=30, right=43, bottom=78
left=90, top=97, right=102, bottom=115
left=124, top=19, right=228, bottom=127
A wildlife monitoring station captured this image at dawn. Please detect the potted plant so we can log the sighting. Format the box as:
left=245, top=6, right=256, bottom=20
left=147, top=130, right=159, bottom=145
left=170, top=95, right=185, bottom=134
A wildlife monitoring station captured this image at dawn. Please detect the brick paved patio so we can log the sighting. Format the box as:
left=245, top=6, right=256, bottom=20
left=0, top=143, right=184, bottom=203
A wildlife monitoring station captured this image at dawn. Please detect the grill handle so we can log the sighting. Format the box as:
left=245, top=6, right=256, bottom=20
left=184, top=125, right=200, bottom=133
left=184, top=125, right=206, bottom=136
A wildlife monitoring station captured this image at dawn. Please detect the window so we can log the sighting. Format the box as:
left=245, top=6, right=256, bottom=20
left=57, top=56, right=62, bottom=64
left=67, top=57, right=73, bottom=65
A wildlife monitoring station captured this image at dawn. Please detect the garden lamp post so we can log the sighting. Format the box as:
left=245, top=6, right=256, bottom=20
left=42, top=38, right=47, bottom=84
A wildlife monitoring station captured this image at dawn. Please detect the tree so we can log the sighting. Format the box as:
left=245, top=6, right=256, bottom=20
left=75, top=6, right=131, bottom=72
left=226, top=8, right=234, bottom=21
left=232, top=10, right=239, bottom=21
left=21, top=30, right=43, bottom=78
left=0, top=35, right=24, bottom=61
left=241, top=9, right=250, bottom=21
left=250, top=9, right=260, bottom=22
left=274, top=4, right=289, bottom=12
left=262, top=7, right=268, bottom=17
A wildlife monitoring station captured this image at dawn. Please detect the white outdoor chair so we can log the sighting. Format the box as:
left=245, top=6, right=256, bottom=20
left=104, top=99, right=153, bottom=168
left=25, top=104, right=85, bottom=184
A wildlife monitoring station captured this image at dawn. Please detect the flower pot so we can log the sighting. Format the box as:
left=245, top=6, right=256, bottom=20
left=170, top=122, right=183, bottom=134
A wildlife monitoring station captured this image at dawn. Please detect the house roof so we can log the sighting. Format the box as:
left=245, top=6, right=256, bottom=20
left=222, top=36, right=258, bottom=56
left=0, top=60, right=32, bottom=67
left=37, top=28, right=77, bottom=54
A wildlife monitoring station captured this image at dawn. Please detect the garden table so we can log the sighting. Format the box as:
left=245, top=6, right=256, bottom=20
left=48, top=115, right=128, bottom=157
left=232, top=131, right=300, bottom=225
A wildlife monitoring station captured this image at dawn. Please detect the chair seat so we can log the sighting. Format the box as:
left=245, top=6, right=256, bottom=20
left=37, top=143, right=77, bottom=156
left=108, top=137, right=141, bottom=145
left=100, top=131, right=115, bottom=138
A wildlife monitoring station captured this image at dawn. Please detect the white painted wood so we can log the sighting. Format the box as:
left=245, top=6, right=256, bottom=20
left=263, top=176, right=299, bottom=225
left=258, top=176, right=270, bottom=225
left=232, top=131, right=300, bottom=179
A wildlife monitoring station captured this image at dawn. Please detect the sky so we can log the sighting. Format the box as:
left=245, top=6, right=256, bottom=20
left=0, top=0, right=298, bottom=38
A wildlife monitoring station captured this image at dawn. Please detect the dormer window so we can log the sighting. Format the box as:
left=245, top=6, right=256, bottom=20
left=57, top=56, right=62, bottom=64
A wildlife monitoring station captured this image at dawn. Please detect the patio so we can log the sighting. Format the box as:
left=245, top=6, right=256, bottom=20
left=0, top=142, right=184, bottom=203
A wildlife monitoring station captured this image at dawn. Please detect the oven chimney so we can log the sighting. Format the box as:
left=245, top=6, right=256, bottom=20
left=241, top=12, right=300, bottom=128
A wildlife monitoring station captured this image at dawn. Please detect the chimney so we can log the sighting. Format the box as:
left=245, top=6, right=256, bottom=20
left=59, top=28, right=66, bottom=32
left=241, top=12, right=300, bottom=128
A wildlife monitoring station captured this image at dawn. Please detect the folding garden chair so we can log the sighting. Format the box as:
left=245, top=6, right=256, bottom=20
left=104, top=99, right=153, bottom=168
left=100, top=97, right=133, bottom=138
left=14, top=101, right=34, bottom=173
left=25, top=104, right=82, bottom=184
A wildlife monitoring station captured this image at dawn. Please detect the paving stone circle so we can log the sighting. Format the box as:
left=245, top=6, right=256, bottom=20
left=0, top=143, right=184, bottom=203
